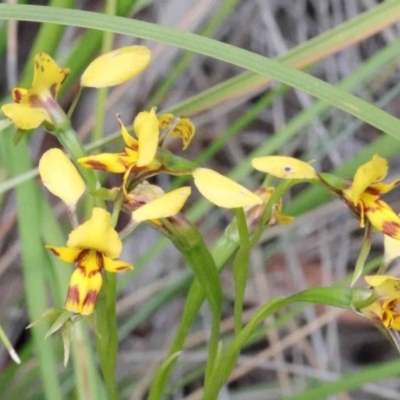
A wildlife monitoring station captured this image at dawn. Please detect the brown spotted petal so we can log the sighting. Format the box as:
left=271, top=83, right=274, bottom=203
left=78, top=151, right=136, bottom=173
left=65, top=264, right=102, bottom=315
left=365, top=198, right=400, bottom=239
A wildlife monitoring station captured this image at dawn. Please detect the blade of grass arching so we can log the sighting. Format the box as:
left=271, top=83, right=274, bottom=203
left=146, top=0, right=239, bottom=107
left=285, top=358, right=400, bottom=400
left=181, top=34, right=400, bottom=222
left=1, top=133, right=63, bottom=400
left=166, top=0, right=400, bottom=115
left=4, top=12, right=400, bottom=199
left=3, top=4, right=400, bottom=141
left=205, top=287, right=353, bottom=399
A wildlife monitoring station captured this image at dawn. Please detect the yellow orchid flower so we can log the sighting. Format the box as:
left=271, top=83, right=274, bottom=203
left=39, top=148, right=85, bottom=209
left=343, top=155, right=400, bottom=238
left=78, top=110, right=161, bottom=192
left=80, top=46, right=151, bottom=88
left=47, top=208, right=133, bottom=315
left=1, top=53, right=69, bottom=130
left=251, top=156, right=318, bottom=180
left=360, top=275, right=400, bottom=330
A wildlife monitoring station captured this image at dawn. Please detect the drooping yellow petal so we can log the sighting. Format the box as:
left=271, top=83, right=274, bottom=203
left=66, top=263, right=102, bottom=315
left=193, top=168, right=262, bottom=209
left=132, top=187, right=191, bottom=222
left=39, top=149, right=86, bottom=207
left=67, top=208, right=122, bottom=258
left=365, top=275, right=400, bottom=297
left=31, top=53, right=70, bottom=98
left=159, top=113, right=196, bottom=150
left=251, top=156, right=317, bottom=180
left=78, top=151, right=136, bottom=173
left=46, top=246, right=82, bottom=263
left=80, top=46, right=151, bottom=88
left=364, top=199, right=400, bottom=239
left=103, top=256, right=134, bottom=273
left=1, top=103, right=50, bottom=130
left=118, top=116, right=138, bottom=149
left=350, top=155, right=388, bottom=206
left=134, top=108, right=159, bottom=167
left=371, top=178, right=400, bottom=195
left=384, top=232, right=400, bottom=266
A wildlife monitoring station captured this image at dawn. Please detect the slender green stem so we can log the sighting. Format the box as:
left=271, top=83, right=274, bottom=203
left=93, top=4, right=119, bottom=392
left=232, top=208, right=250, bottom=335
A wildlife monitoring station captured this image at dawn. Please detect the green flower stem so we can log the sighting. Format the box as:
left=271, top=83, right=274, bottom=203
left=148, top=183, right=294, bottom=399
left=54, top=122, right=98, bottom=191
left=232, top=208, right=250, bottom=335
left=351, top=221, right=372, bottom=287
left=162, top=217, right=222, bottom=391
left=96, top=273, right=119, bottom=400
left=205, top=287, right=353, bottom=399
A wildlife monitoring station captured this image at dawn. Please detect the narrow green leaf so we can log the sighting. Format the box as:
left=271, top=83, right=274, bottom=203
left=351, top=223, right=372, bottom=287
left=205, top=287, right=353, bottom=398
left=2, top=4, right=400, bottom=140
left=285, top=359, right=400, bottom=400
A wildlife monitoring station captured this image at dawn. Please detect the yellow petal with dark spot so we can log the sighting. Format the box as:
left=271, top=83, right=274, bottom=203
left=365, top=199, right=400, bottom=239
left=78, top=152, right=135, bottom=173
left=350, top=155, right=388, bottom=206
left=252, top=156, right=317, bottom=179
left=103, top=256, right=134, bottom=273
left=65, top=266, right=102, bottom=315
left=45, top=246, right=82, bottom=263
left=31, top=53, right=70, bottom=98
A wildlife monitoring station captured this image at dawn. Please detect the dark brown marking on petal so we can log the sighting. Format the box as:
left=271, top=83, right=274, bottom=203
left=84, top=159, right=108, bottom=170
left=49, top=83, right=57, bottom=98
left=76, top=249, right=89, bottom=263
left=88, top=269, right=100, bottom=278
left=13, top=90, right=23, bottom=103
left=96, top=252, right=104, bottom=270
left=83, top=290, right=98, bottom=307
left=40, top=66, right=44, bottom=73
left=76, top=265, right=86, bottom=276
left=67, top=286, right=80, bottom=305
left=35, top=61, right=39, bottom=70
left=382, top=221, right=400, bottom=237
left=115, top=265, right=131, bottom=271
left=365, top=187, right=380, bottom=196
left=29, top=94, right=42, bottom=108
left=61, top=71, right=69, bottom=84
left=47, top=247, right=60, bottom=256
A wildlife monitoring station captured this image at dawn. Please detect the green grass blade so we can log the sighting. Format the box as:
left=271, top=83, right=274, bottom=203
left=285, top=359, right=400, bottom=400
left=2, top=3, right=400, bottom=140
